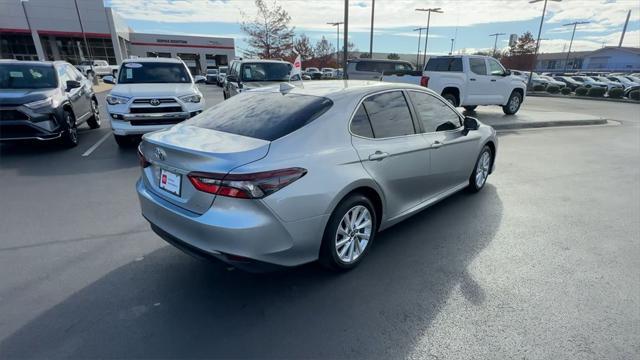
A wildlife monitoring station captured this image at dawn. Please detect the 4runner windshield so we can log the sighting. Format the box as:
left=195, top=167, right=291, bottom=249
left=241, top=62, right=292, bottom=82
left=117, top=62, right=191, bottom=84
left=0, top=64, right=58, bottom=89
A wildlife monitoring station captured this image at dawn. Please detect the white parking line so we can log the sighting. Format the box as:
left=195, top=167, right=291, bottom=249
left=81, top=132, right=111, bottom=157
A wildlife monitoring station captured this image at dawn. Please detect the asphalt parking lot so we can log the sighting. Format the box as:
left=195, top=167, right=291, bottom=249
left=0, top=85, right=639, bottom=359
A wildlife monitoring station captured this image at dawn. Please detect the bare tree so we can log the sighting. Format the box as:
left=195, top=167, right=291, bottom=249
left=241, top=0, right=295, bottom=59
left=294, top=34, right=315, bottom=60
left=509, top=31, right=536, bottom=56
left=314, top=36, right=335, bottom=61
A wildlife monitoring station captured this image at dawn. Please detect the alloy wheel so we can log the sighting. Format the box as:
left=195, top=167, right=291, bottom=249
left=92, top=100, right=101, bottom=125
left=509, top=95, right=520, bottom=113
left=475, top=150, right=491, bottom=188
left=335, top=205, right=372, bottom=264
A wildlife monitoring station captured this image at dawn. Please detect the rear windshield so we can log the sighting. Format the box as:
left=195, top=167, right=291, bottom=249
left=0, top=64, right=57, bottom=89
left=117, top=62, right=191, bottom=84
left=241, top=62, right=292, bottom=82
left=425, top=57, right=463, bottom=72
left=187, top=92, right=333, bottom=141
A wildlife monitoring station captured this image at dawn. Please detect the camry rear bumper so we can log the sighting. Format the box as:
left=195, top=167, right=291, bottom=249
left=137, top=179, right=327, bottom=268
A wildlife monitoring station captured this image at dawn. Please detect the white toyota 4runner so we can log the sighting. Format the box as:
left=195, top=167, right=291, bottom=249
left=103, top=58, right=205, bottom=147
left=421, top=55, right=526, bottom=115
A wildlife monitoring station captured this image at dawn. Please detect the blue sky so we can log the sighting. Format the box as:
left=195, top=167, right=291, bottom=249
left=105, top=0, right=640, bottom=55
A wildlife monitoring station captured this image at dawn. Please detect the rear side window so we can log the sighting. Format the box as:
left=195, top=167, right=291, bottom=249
left=350, top=104, right=374, bottom=138
left=355, top=61, right=412, bottom=73
left=188, top=92, right=333, bottom=141
left=425, top=57, right=463, bottom=72
left=469, top=58, right=487, bottom=75
left=361, top=91, right=415, bottom=138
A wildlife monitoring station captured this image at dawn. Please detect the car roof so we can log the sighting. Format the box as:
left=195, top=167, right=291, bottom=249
left=122, top=57, right=183, bottom=64
left=0, top=59, right=59, bottom=66
left=247, top=80, right=437, bottom=100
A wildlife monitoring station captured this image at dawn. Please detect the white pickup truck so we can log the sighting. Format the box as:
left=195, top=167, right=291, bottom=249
left=382, top=55, right=526, bottom=115
left=75, top=60, right=119, bottom=78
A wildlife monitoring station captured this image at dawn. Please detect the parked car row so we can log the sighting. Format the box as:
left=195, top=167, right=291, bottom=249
left=511, top=69, right=640, bottom=93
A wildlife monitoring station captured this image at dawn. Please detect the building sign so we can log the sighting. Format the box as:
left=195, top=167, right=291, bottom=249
left=156, top=39, right=188, bottom=44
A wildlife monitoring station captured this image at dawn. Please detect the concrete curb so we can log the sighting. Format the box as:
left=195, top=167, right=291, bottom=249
left=527, top=92, right=639, bottom=104
left=491, top=118, right=608, bottom=130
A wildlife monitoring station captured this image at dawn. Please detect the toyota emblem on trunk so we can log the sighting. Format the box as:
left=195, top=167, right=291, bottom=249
left=150, top=99, right=160, bottom=106
left=154, top=147, right=166, bottom=161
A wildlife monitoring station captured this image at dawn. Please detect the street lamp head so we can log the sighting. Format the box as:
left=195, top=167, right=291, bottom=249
left=562, top=21, right=590, bottom=26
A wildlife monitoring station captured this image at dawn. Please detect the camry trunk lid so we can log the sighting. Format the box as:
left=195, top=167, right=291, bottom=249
left=139, top=124, right=270, bottom=214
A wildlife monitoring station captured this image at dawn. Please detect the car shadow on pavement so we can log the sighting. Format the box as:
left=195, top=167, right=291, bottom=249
left=0, top=185, right=502, bottom=359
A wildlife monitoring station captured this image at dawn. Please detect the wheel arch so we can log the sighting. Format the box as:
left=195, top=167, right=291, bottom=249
left=483, top=140, right=497, bottom=174
left=441, top=86, right=461, bottom=106
left=327, top=180, right=385, bottom=230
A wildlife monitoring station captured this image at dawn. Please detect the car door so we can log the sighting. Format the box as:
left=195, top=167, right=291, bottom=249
left=486, top=58, right=511, bottom=104
left=408, top=90, right=481, bottom=195
left=65, top=65, right=91, bottom=118
left=465, top=57, right=492, bottom=105
left=57, top=65, right=85, bottom=118
left=350, top=90, right=432, bottom=219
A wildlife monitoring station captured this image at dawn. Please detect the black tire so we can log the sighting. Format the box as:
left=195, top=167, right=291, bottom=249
left=468, top=145, right=492, bottom=192
left=463, top=105, right=477, bottom=112
left=60, top=110, right=79, bottom=148
left=86, top=98, right=101, bottom=129
left=502, top=91, right=523, bottom=115
left=319, top=194, right=378, bottom=271
left=442, top=93, right=458, bottom=107
left=114, top=134, right=134, bottom=148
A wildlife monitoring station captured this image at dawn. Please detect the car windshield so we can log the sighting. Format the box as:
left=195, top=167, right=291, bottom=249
left=219, top=67, right=227, bottom=74
left=117, top=62, right=191, bottom=84
left=572, top=77, right=585, bottom=82
left=0, top=63, right=58, bottom=89
left=188, top=92, right=333, bottom=141
left=241, top=62, right=292, bottom=82
left=206, top=69, right=218, bottom=74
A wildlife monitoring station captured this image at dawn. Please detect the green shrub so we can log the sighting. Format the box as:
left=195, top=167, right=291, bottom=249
left=533, top=84, right=546, bottom=91
left=546, top=85, right=560, bottom=94
left=629, top=90, right=640, bottom=101
left=575, top=87, right=588, bottom=96
left=561, top=87, right=572, bottom=95
left=587, top=87, right=606, bottom=97
left=608, top=88, right=624, bottom=99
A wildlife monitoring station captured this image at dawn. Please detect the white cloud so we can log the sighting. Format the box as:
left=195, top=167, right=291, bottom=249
left=107, top=0, right=637, bottom=32
left=539, top=30, right=640, bottom=53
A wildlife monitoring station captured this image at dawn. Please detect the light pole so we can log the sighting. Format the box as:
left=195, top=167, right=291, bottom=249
left=527, top=0, right=561, bottom=90
left=20, top=0, right=45, bottom=61
left=73, top=0, right=98, bottom=84
left=489, top=32, right=506, bottom=57
left=343, top=0, right=348, bottom=76
left=369, top=0, right=375, bottom=58
left=449, top=38, right=455, bottom=55
left=563, top=21, right=590, bottom=71
left=327, top=22, right=343, bottom=65
left=414, top=27, right=426, bottom=66
left=415, top=7, right=443, bottom=69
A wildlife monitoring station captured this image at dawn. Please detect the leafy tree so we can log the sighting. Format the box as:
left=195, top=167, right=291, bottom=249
left=241, top=0, right=295, bottom=59
left=509, top=31, right=536, bottom=56
left=294, top=34, right=314, bottom=60
left=387, top=53, right=400, bottom=60
left=314, top=36, right=335, bottom=59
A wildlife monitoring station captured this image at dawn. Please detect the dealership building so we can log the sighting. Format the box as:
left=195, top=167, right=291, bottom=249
left=0, top=0, right=235, bottom=75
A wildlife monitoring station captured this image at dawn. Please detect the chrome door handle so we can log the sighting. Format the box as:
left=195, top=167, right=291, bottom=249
left=431, top=140, right=443, bottom=149
left=470, top=78, right=476, bottom=81
left=368, top=151, right=389, bottom=161
left=491, top=79, right=497, bottom=82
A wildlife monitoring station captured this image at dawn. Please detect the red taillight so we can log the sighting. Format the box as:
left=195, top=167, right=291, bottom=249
left=137, top=147, right=150, bottom=168
left=188, top=168, right=307, bottom=199
left=420, top=75, right=430, bottom=87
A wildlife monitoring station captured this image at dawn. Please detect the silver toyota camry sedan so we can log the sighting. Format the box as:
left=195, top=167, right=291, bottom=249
left=137, top=80, right=497, bottom=271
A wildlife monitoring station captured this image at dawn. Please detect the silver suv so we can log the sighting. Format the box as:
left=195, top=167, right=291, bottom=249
left=223, top=59, right=293, bottom=99
left=346, top=59, right=414, bottom=80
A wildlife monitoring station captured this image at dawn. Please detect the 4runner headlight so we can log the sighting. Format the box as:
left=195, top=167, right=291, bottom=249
left=106, top=94, right=130, bottom=105
left=179, top=94, right=202, bottom=103
left=24, top=97, right=57, bottom=110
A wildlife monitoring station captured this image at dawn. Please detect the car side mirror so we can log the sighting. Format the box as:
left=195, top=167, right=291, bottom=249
left=503, top=69, right=511, bottom=76
left=463, top=116, right=479, bottom=135
left=102, top=75, right=116, bottom=85
left=66, top=80, right=81, bottom=91
left=226, top=75, right=236, bottom=83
